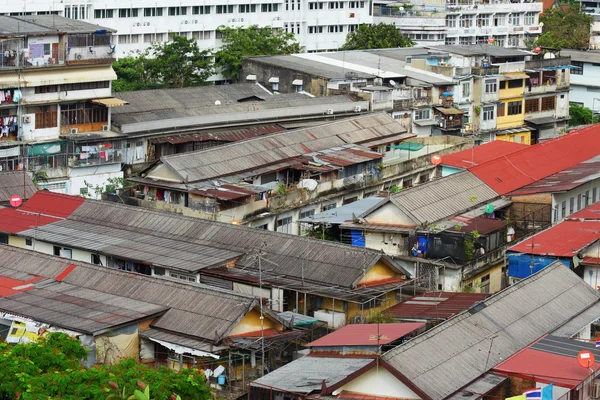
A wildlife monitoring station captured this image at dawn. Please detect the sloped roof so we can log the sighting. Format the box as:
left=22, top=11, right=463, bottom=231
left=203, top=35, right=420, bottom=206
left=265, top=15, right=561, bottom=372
left=159, top=113, right=406, bottom=183
left=0, top=244, right=262, bottom=343
left=15, top=15, right=116, bottom=34
left=0, top=171, right=37, bottom=203
left=384, top=292, right=489, bottom=320
left=570, top=202, right=600, bottom=221
left=387, top=171, right=499, bottom=224
left=307, top=323, right=424, bottom=347
left=440, top=141, right=528, bottom=170
left=3, top=191, right=403, bottom=289
left=507, top=220, right=600, bottom=257
left=383, top=262, right=600, bottom=400
left=470, top=126, right=600, bottom=195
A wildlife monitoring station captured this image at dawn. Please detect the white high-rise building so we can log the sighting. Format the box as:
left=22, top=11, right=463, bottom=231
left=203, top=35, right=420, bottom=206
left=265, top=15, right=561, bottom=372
left=0, top=0, right=372, bottom=57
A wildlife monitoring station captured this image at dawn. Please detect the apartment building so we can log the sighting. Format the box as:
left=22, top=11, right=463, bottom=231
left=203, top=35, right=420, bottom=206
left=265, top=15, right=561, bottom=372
left=374, top=0, right=543, bottom=48
left=0, top=0, right=372, bottom=58
left=0, top=15, right=124, bottom=197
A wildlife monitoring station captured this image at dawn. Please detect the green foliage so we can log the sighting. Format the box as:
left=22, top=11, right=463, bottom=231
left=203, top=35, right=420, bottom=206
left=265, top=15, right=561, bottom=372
left=570, top=103, right=599, bottom=126
left=0, top=333, right=211, bottom=400
left=215, top=25, right=301, bottom=80
left=473, top=105, right=481, bottom=116
left=276, top=182, right=287, bottom=195
left=113, top=35, right=213, bottom=91
left=30, top=170, right=49, bottom=189
left=84, top=177, right=133, bottom=198
left=537, top=6, right=593, bottom=50
left=463, top=231, right=480, bottom=261
left=367, top=311, right=396, bottom=324
left=342, top=23, right=414, bottom=50
left=389, top=185, right=403, bottom=193
left=303, top=225, right=337, bottom=241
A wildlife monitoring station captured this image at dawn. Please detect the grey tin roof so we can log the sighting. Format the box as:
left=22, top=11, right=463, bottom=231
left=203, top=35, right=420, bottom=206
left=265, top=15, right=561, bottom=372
left=299, top=196, right=384, bottom=225
left=383, top=262, right=600, bottom=400
left=251, top=356, right=373, bottom=393
left=386, top=170, right=499, bottom=224
left=15, top=15, right=116, bottom=34
left=0, top=16, right=57, bottom=36
left=0, top=171, right=37, bottom=203
left=428, top=45, right=534, bottom=58
left=0, top=280, right=167, bottom=335
left=552, top=299, right=600, bottom=338
left=559, top=49, right=600, bottom=64
left=160, top=113, right=406, bottom=183
left=0, top=245, right=261, bottom=343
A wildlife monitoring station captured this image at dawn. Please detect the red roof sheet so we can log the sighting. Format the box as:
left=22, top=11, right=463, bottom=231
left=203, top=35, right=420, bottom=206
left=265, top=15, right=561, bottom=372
left=19, top=190, right=85, bottom=218
left=507, top=220, right=600, bottom=257
left=569, top=202, right=600, bottom=221
left=493, top=348, right=600, bottom=388
left=306, top=323, right=425, bottom=347
left=385, top=292, right=489, bottom=320
left=440, top=141, right=527, bottom=170
left=470, top=126, right=600, bottom=195
left=0, top=207, right=63, bottom=234
left=0, top=275, right=41, bottom=297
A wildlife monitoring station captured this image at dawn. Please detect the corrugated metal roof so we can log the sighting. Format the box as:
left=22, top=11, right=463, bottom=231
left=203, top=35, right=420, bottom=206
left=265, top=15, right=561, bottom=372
left=15, top=15, right=116, bottom=34
left=0, top=245, right=261, bottom=343
left=300, top=197, right=384, bottom=225
left=0, top=280, right=167, bottom=335
left=552, top=300, right=600, bottom=338
left=0, top=15, right=56, bottom=36
left=470, top=126, right=600, bottom=195
left=251, top=356, right=373, bottom=394
left=383, top=262, right=600, bottom=400
left=445, top=373, right=508, bottom=400
left=570, top=202, right=600, bottom=221
left=139, top=328, right=227, bottom=353
left=160, top=113, right=406, bottom=183
left=307, top=323, right=424, bottom=347
left=149, top=125, right=285, bottom=145
left=507, top=219, right=600, bottom=257
left=7, top=66, right=117, bottom=88
left=0, top=171, right=37, bottom=203
left=440, top=141, right=527, bottom=170
left=387, top=171, right=499, bottom=224
left=7, top=191, right=404, bottom=289
left=385, top=292, right=489, bottom=320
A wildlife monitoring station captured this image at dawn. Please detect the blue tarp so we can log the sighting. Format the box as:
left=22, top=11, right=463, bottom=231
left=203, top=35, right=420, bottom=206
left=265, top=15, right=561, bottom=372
left=350, top=230, right=365, bottom=247
left=507, top=252, right=570, bottom=279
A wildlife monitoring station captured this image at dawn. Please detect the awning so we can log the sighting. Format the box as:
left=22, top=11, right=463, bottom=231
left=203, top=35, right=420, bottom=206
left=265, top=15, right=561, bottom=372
left=268, top=77, right=279, bottom=83
left=139, top=329, right=221, bottom=359
left=147, top=337, right=219, bottom=359
left=0, top=66, right=117, bottom=89
left=27, top=142, right=67, bottom=156
left=499, top=72, right=530, bottom=81
left=292, top=79, right=303, bottom=85
left=246, top=74, right=257, bottom=81
left=391, top=142, right=425, bottom=151
left=91, top=97, right=129, bottom=107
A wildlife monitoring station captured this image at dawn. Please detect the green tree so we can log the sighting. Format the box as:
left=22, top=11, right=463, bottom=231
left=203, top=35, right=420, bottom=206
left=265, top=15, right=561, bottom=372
left=569, top=103, right=599, bottom=126
left=0, top=333, right=212, bottom=400
left=536, top=6, right=593, bottom=50
left=112, top=35, right=212, bottom=91
left=342, top=23, right=415, bottom=50
left=215, top=25, right=301, bottom=80
left=367, top=311, right=396, bottom=324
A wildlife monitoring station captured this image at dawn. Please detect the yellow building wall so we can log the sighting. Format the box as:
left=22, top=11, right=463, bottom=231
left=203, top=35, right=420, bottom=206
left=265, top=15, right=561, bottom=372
left=321, top=291, right=399, bottom=324
left=496, top=97, right=525, bottom=130
left=498, top=80, right=524, bottom=100
left=227, top=307, right=283, bottom=336
left=496, top=131, right=531, bottom=145
left=358, top=261, right=403, bottom=286
left=8, top=235, right=25, bottom=248
left=464, top=261, right=504, bottom=294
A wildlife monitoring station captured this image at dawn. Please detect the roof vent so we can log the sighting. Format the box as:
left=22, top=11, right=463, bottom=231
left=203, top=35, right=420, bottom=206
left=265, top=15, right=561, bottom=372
left=468, top=301, right=487, bottom=314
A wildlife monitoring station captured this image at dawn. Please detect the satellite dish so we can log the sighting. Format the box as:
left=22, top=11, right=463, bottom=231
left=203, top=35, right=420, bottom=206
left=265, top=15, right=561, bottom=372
left=214, top=365, right=226, bottom=377
left=10, top=196, right=22, bottom=208
left=389, top=80, right=397, bottom=87
left=298, top=179, right=318, bottom=191
left=578, top=350, right=595, bottom=368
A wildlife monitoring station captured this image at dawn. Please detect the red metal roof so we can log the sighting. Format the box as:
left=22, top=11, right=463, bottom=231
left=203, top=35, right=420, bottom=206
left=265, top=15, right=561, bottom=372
left=0, top=275, right=41, bottom=297
left=19, top=190, right=85, bottom=218
left=384, top=292, right=489, bottom=320
left=569, top=202, right=600, bottom=221
left=507, top=220, right=600, bottom=257
left=440, top=141, right=527, bottom=170
left=306, top=323, right=425, bottom=347
left=0, top=208, right=63, bottom=234
left=470, top=126, right=600, bottom=195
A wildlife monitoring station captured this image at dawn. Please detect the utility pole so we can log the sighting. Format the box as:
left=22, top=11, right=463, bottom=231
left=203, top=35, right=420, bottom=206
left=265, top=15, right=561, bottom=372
left=259, top=248, right=265, bottom=377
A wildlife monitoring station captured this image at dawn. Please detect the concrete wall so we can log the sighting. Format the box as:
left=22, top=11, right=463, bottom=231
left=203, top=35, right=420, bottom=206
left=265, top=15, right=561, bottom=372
left=551, top=178, right=600, bottom=223
left=332, top=366, right=421, bottom=399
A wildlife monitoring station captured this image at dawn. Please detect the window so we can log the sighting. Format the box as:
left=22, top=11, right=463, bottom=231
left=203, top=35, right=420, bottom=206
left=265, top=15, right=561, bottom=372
left=144, top=7, right=163, bottom=16
left=403, top=178, right=413, bottom=188
left=494, top=14, right=506, bottom=26
left=25, top=238, right=32, bottom=246
left=308, top=26, right=324, bottom=33
left=585, top=190, right=590, bottom=207
left=414, top=109, right=430, bottom=120
left=192, top=5, right=211, bottom=14
left=349, top=1, right=365, bottom=7
left=525, top=12, right=536, bottom=25
left=53, top=246, right=72, bottom=259
left=572, top=61, right=584, bottom=75
left=459, top=36, right=473, bottom=45
left=480, top=274, right=490, bottom=293
left=328, top=25, right=343, bottom=33
left=507, top=79, right=523, bottom=89
left=272, top=82, right=279, bottom=91
left=276, top=216, right=293, bottom=233
left=577, top=194, right=582, bottom=210
left=94, top=9, right=114, bottom=18
left=91, top=254, right=101, bottom=265
left=482, top=106, right=494, bottom=121
left=300, top=209, right=315, bottom=219
left=509, top=13, right=521, bottom=25
left=497, top=102, right=505, bottom=117
left=570, top=197, right=575, bottom=214
left=507, top=101, right=522, bottom=115
left=561, top=200, right=566, bottom=218
left=169, top=271, right=197, bottom=283
left=35, top=107, right=58, bottom=129
left=168, top=7, right=187, bottom=15
left=459, top=15, right=473, bottom=28
left=594, top=187, right=598, bottom=203
left=541, top=96, right=556, bottom=111
left=35, top=85, right=58, bottom=94
left=508, top=35, right=520, bottom=47
left=322, top=203, right=336, bottom=211
left=309, top=2, right=325, bottom=9
left=446, top=15, right=457, bottom=28
left=348, top=24, right=358, bottom=32
left=216, top=5, right=234, bottom=13
left=525, top=98, right=539, bottom=113
left=296, top=84, right=303, bottom=92
left=239, top=4, right=257, bottom=13
left=329, top=1, right=344, bottom=8
left=419, top=174, right=430, bottom=183
left=462, top=82, right=470, bottom=97
left=485, top=79, right=497, bottom=93
left=476, top=14, right=490, bottom=27
left=261, top=4, right=279, bottom=12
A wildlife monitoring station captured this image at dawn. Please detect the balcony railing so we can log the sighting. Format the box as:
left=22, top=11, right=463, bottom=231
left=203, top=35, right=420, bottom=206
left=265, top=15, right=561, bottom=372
left=374, top=4, right=445, bottom=18
left=472, top=66, right=500, bottom=76
left=393, top=96, right=432, bottom=110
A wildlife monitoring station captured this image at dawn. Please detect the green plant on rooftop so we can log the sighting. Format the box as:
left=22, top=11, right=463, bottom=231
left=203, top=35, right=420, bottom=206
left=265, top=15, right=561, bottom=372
left=366, top=311, right=396, bottom=324
left=342, top=23, right=414, bottom=51
left=0, top=333, right=212, bottom=400
left=215, top=25, right=301, bottom=81
left=570, top=103, right=599, bottom=126
left=536, top=5, right=593, bottom=50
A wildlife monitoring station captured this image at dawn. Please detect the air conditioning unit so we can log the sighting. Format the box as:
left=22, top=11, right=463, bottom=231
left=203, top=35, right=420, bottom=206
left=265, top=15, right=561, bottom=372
left=22, top=115, right=31, bottom=124
left=592, top=382, right=600, bottom=400
left=101, top=125, right=109, bottom=131
left=70, top=128, right=78, bottom=134
left=326, top=109, right=334, bottom=115
left=354, top=106, right=361, bottom=113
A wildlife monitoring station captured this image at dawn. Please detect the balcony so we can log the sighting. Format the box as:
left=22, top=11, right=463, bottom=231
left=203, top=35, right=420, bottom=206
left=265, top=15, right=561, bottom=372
left=374, top=4, right=446, bottom=19
left=393, top=96, right=433, bottom=110
left=472, top=66, right=500, bottom=76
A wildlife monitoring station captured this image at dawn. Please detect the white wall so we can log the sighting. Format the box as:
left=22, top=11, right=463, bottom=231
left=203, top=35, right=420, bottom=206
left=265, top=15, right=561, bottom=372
left=68, top=163, right=124, bottom=199
left=332, top=365, right=421, bottom=399
left=570, top=62, right=600, bottom=110
left=551, top=179, right=600, bottom=223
